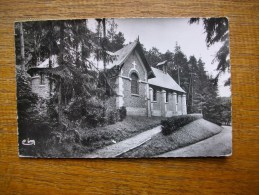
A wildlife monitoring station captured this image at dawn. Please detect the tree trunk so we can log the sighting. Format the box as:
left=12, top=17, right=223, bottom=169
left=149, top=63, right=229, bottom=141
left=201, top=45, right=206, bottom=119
left=60, top=22, right=64, bottom=64
left=96, top=19, right=102, bottom=70
left=102, top=19, right=107, bottom=117
left=57, top=22, right=65, bottom=123
left=19, top=22, right=25, bottom=73
left=58, top=81, right=62, bottom=123
left=48, top=46, right=52, bottom=68
left=102, top=19, right=106, bottom=72
left=34, top=32, right=38, bottom=66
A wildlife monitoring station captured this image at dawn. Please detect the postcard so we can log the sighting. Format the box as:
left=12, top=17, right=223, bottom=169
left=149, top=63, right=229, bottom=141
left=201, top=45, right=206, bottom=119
left=15, top=18, right=231, bottom=158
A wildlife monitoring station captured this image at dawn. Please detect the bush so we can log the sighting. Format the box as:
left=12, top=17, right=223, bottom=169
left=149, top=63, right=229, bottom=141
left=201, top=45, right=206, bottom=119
left=66, top=97, right=109, bottom=127
left=161, top=115, right=202, bottom=135
left=108, top=110, right=119, bottom=124
left=119, top=106, right=127, bottom=121
left=106, top=107, right=127, bottom=125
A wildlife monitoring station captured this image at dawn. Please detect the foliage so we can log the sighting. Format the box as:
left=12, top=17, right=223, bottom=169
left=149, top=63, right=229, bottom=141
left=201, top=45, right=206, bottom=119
left=16, top=69, right=39, bottom=139
left=15, top=19, right=127, bottom=157
left=119, top=106, right=127, bottom=121
left=203, top=97, right=231, bottom=126
left=161, top=115, right=202, bottom=135
left=189, top=17, right=230, bottom=86
left=65, top=97, right=106, bottom=127
left=144, top=47, right=163, bottom=67
left=139, top=35, right=231, bottom=126
left=107, top=32, right=125, bottom=52
left=16, top=19, right=122, bottom=125
left=107, top=110, right=119, bottom=124
left=16, top=69, right=60, bottom=156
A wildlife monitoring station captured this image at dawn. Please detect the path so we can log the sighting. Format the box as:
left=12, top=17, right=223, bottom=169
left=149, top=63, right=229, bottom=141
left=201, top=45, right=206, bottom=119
left=157, top=126, right=232, bottom=157
left=83, top=125, right=161, bottom=158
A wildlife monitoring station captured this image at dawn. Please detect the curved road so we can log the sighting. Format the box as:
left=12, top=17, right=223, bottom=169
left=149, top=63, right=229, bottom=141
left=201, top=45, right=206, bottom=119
left=158, top=126, right=232, bottom=157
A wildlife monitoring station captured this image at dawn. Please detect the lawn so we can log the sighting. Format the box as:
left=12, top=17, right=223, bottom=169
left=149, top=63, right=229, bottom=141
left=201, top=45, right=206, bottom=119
left=43, top=116, right=165, bottom=157
left=119, top=119, right=223, bottom=158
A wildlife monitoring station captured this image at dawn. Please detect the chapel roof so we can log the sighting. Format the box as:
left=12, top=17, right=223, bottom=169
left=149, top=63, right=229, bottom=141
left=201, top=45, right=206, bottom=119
left=111, top=40, right=139, bottom=67
left=148, top=67, right=186, bottom=93
left=108, top=40, right=155, bottom=78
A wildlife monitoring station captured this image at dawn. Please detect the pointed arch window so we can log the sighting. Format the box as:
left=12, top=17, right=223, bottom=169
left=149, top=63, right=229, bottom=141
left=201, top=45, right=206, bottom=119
left=131, top=72, right=139, bottom=95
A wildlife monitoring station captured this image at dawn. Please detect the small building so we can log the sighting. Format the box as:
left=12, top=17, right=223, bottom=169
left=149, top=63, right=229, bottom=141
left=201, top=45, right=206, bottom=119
left=106, top=40, right=187, bottom=117
left=27, top=55, right=58, bottom=99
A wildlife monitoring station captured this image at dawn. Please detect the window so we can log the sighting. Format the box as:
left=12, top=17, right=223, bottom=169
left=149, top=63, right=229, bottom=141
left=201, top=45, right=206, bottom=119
left=40, top=73, right=45, bottom=85
left=153, top=89, right=157, bottom=101
left=166, top=91, right=169, bottom=102
left=131, top=72, right=139, bottom=94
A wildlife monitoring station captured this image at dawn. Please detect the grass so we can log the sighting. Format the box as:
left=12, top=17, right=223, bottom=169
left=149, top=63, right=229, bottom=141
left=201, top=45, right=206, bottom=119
left=120, top=119, right=223, bottom=158
left=39, top=116, right=164, bottom=157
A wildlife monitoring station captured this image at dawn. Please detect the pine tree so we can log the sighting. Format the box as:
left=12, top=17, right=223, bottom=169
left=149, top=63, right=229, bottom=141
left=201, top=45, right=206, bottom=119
left=189, top=18, right=230, bottom=86
left=145, top=47, right=162, bottom=67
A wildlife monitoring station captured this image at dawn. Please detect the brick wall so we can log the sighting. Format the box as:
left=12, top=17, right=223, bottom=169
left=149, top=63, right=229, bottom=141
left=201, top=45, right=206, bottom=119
left=120, top=50, right=148, bottom=115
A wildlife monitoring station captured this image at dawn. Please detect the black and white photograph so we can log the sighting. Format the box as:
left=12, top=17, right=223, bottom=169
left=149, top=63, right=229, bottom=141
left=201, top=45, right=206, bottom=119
left=15, top=18, right=231, bottom=158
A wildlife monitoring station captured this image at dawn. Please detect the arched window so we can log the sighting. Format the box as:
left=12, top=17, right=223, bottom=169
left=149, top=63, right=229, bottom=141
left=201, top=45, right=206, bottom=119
left=131, top=72, right=139, bottom=94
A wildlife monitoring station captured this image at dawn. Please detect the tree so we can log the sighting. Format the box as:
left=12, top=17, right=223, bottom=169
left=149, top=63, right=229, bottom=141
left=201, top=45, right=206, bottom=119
left=189, top=17, right=230, bottom=86
left=161, top=50, right=174, bottom=62
left=16, top=19, right=117, bottom=125
left=107, top=32, right=125, bottom=52
left=171, top=44, right=188, bottom=85
left=145, top=47, right=162, bottom=67
left=106, top=19, right=125, bottom=52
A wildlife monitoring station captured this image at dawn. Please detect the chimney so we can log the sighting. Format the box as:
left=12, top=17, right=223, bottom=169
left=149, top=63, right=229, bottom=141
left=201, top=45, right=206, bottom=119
left=156, top=60, right=168, bottom=74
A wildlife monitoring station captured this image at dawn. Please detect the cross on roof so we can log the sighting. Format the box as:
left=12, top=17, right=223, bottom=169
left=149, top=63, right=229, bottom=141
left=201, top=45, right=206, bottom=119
left=132, top=61, right=137, bottom=69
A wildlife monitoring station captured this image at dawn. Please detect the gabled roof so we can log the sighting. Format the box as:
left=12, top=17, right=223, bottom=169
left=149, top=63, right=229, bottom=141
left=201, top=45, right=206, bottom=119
left=112, top=41, right=138, bottom=67
left=109, top=40, right=155, bottom=79
left=37, top=55, right=59, bottom=68
left=148, top=67, right=186, bottom=93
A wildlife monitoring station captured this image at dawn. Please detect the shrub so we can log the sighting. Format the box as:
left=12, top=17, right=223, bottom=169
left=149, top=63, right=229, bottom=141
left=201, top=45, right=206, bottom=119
left=108, top=110, right=119, bottom=124
left=66, top=97, right=109, bottom=127
left=107, top=107, right=127, bottom=125
left=119, top=106, right=127, bottom=121
left=161, top=115, right=202, bottom=135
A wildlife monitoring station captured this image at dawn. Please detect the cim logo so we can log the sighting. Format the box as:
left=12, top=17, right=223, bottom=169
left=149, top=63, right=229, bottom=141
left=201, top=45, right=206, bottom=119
left=22, top=139, right=35, bottom=146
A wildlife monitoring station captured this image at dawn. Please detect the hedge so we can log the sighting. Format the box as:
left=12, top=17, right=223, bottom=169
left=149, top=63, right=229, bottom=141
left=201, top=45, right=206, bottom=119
left=161, top=114, right=202, bottom=135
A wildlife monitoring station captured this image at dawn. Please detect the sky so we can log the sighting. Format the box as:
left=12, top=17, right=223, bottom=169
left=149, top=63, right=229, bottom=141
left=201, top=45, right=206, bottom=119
left=88, top=18, right=231, bottom=97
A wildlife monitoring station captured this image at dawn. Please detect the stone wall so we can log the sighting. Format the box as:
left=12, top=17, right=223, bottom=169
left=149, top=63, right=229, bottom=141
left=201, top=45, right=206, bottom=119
left=31, top=75, right=53, bottom=99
